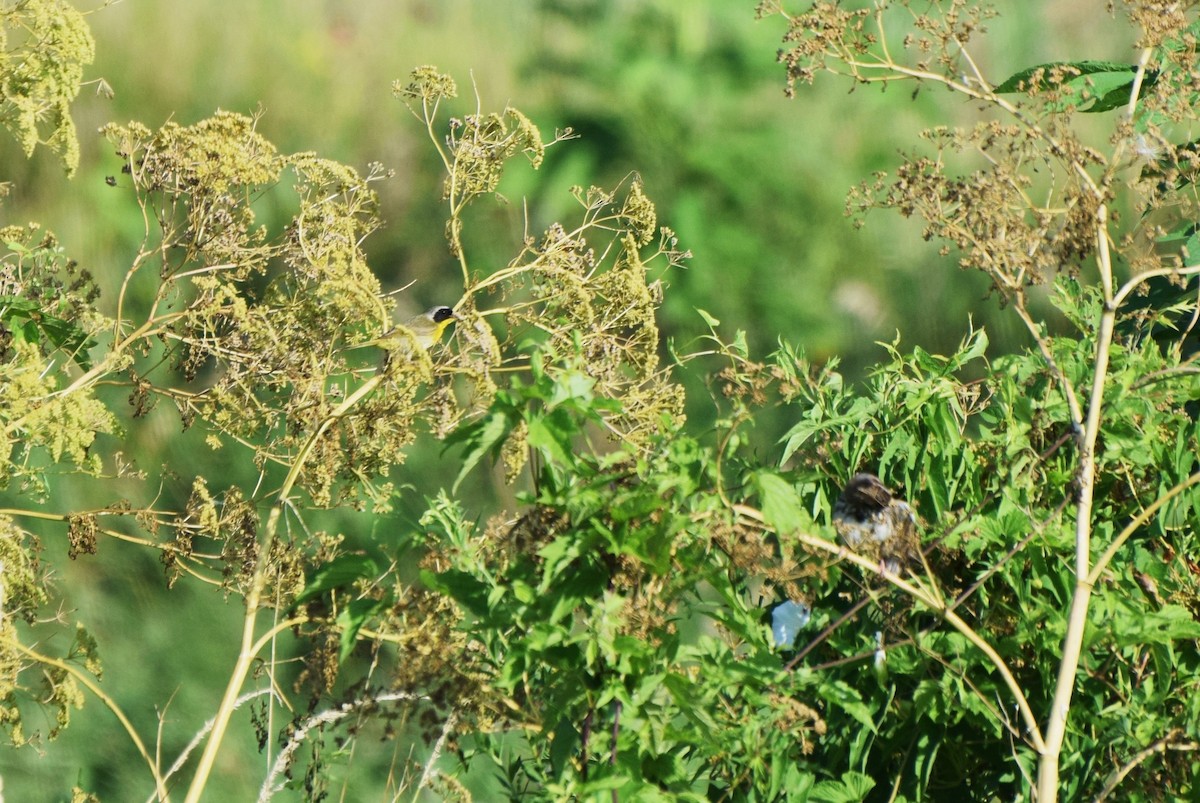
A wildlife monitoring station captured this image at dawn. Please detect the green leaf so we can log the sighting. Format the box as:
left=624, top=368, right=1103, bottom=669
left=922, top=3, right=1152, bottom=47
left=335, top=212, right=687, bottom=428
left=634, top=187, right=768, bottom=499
left=950, top=327, right=988, bottom=369
left=1110, top=604, right=1200, bottom=647
left=926, top=458, right=949, bottom=518
left=0, top=294, right=97, bottom=370
left=662, top=672, right=720, bottom=733
left=547, top=716, right=580, bottom=780
left=752, top=471, right=812, bottom=534
left=526, top=413, right=577, bottom=468
left=547, top=368, right=595, bottom=408
left=809, top=771, right=876, bottom=802
left=0, top=296, right=40, bottom=320
left=994, top=60, right=1153, bottom=113
left=779, top=403, right=871, bottom=466
left=336, top=596, right=390, bottom=664
left=446, top=407, right=515, bottom=492
left=421, top=569, right=491, bottom=617
left=294, top=554, right=380, bottom=606
left=815, top=680, right=877, bottom=733
left=730, top=328, right=748, bottom=357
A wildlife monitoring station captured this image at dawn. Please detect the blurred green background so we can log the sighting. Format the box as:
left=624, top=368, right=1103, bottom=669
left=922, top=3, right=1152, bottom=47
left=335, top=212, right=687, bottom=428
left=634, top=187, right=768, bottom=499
left=0, top=1, right=1135, bottom=799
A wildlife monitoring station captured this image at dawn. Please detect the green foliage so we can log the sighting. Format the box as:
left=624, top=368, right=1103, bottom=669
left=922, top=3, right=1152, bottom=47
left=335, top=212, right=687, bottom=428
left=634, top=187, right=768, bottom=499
left=423, top=362, right=830, bottom=798
left=993, top=60, right=1157, bottom=113
left=5, top=2, right=1200, bottom=802
left=0, top=0, right=94, bottom=175
left=0, top=7, right=109, bottom=753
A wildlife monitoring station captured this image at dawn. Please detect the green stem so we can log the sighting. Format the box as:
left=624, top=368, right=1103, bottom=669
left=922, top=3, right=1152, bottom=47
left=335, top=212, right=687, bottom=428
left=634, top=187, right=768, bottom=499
left=1036, top=203, right=1116, bottom=801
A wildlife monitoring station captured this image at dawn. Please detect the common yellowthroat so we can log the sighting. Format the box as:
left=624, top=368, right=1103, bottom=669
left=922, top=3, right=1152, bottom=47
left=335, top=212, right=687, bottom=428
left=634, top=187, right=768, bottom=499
left=397, top=305, right=456, bottom=350
left=354, top=305, right=456, bottom=352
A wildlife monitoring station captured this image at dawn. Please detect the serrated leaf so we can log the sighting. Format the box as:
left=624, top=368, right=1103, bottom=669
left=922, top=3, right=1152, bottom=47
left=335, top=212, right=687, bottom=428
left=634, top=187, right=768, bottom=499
left=1111, top=604, right=1200, bottom=647
left=809, top=771, right=876, bottom=802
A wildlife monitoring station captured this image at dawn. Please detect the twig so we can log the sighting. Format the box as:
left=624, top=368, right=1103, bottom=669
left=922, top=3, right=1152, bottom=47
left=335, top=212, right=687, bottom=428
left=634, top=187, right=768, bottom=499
left=147, top=689, right=276, bottom=803
left=10, top=641, right=170, bottom=802
left=416, top=709, right=459, bottom=797
left=1094, top=729, right=1199, bottom=801
left=257, top=691, right=423, bottom=802
left=1088, top=470, right=1200, bottom=587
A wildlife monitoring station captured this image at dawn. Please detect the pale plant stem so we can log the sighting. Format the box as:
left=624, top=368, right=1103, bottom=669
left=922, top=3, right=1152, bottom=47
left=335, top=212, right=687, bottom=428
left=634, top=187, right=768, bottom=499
left=415, top=709, right=458, bottom=797
left=183, top=375, right=384, bottom=803
left=146, top=689, right=276, bottom=803
left=255, top=691, right=425, bottom=803
left=1113, top=263, right=1200, bottom=309
left=1032, top=44, right=1155, bottom=803
left=1037, top=204, right=1115, bottom=801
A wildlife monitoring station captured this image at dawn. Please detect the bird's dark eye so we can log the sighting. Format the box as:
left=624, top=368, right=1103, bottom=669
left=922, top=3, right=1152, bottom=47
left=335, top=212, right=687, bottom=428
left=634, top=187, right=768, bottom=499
left=433, top=306, right=454, bottom=323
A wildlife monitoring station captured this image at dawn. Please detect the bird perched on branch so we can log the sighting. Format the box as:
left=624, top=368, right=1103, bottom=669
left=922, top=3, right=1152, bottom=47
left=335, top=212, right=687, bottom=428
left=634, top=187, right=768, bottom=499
left=833, top=472, right=918, bottom=574
left=351, top=305, right=456, bottom=353
left=389, top=305, right=456, bottom=350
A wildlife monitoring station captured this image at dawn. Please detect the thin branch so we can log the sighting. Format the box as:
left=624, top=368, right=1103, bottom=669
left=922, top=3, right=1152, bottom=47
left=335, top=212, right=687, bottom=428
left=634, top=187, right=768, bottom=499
left=1039, top=202, right=1118, bottom=799
left=416, top=709, right=459, bottom=796
left=12, top=641, right=170, bottom=802
left=1112, top=263, right=1200, bottom=310
left=147, top=689, right=276, bottom=803
left=256, top=691, right=424, bottom=802
left=1095, top=729, right=1199, bottom=801
left=1089, top=470, right=1200, bottom=587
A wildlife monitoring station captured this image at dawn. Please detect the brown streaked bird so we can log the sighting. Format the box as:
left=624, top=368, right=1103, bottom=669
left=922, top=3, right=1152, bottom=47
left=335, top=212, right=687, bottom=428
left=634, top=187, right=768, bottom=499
left=833, top=472, right=918, bottom=574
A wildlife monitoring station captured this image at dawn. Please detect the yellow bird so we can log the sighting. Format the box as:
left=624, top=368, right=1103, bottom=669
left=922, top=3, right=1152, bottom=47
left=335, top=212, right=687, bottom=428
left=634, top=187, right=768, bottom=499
left=352, top=305, right=456, bottom=352
left=395, top=305, right=456, bottom=350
